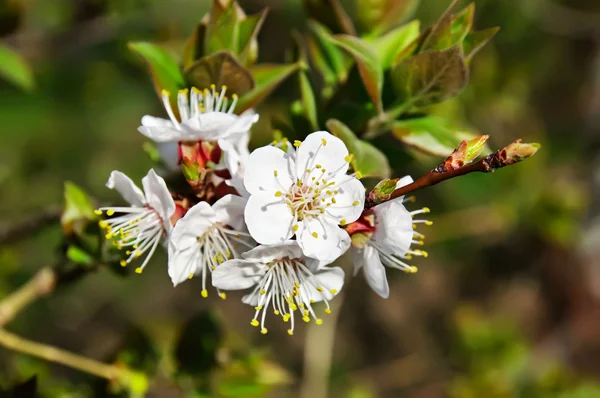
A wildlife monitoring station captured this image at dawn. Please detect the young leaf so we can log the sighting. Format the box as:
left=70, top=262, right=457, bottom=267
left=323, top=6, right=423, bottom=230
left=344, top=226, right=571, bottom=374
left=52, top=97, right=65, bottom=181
left=419, top=0, right=458, bottom=51
left=184, top=51, right=254, bottom=96
left=183, top=21, right=208, bottom=68
left=326, top=119, right=391, bottom=178
left=328, top=35, right=384, bottom=113
left=390, top=115, right=481, bottom=157
left=308, top=21, right=350, bottom=83
left=66, top=245, right=95, bottom=266
left=390, top=45, right=468, bottom=108
left=299, top=71, right=319, bottom=130
left=204, top=0, right=241, bottom=55
left=463, top=27, right=500, bottom=63
left=237, top=9, right=268, bottom=66
left=236, top=62, right=301, bottom=113
left=61, top=181, right=97, bottom=236
left=302, top=0, right=356, bottom=36
left=369, top=20, right=420, bottom=69
left=356, top=0, right=419, bottom=36
left=0, top=44, right=34, bottom=91
left=307, top=36, right=338, bottom=89
left=128, top=42, right=186, bottom=101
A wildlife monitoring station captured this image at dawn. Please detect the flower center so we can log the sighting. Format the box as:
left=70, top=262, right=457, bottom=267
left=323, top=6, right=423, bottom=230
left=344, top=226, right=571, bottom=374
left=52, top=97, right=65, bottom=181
left=284, top=177, right=339, bottom=222
left=249, top=257, right=335, bottom=335
left=162, top=85, right=239, bottom=128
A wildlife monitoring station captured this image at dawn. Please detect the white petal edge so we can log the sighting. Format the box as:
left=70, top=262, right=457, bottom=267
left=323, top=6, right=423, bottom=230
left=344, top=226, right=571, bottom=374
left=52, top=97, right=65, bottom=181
left=138, top=116, right=184, bottom=142
left=242, top=241, right=304, bottom=263
left=297, top=218, right=350, bottom=263
left=373, top=199, right=413, bottom=256
left=170, top=202, right=217, bottom=250
left=244, top=146, right=295, bottom=195
left=325, top=177, right=366, bottom=224
left=295, top=131, right=349, bottom=183
left=142, top=169, right=176, bottom=232
left=168, top=245, right=199, bottom=287
left=212, top=259, right=266, bottom=290
left=106, top=171, right=146, bottom=207
left=213, top=194, right=248, bottom=231
left=361, top=245, right=389, bottom=299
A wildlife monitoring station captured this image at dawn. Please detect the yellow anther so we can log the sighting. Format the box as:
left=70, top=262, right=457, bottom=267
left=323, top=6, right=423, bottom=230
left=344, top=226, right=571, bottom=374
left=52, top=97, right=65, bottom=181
left=344, top=154, right=353, bottom=163
left=330, top=289, right=338, bottom=294
left=188, top=273, right=194, bottom=279
left=287, top=329, right=294, bottom=336
left=290, top=303, right=298, bottom=311
left=161, top=89, right=170, bottom=97
left=421, top=251, right=429, bottom=258
left=260, top=289, right=266, bottom=295
left=99, top=220, right=108, bottom=228
left=273, top=170, right=278, bottom=177
left=125, top=250, right=131, bottom=255
left=221, top=84, right=227, bottom=90
left=192, top=86, right=201, bottom=94
left=316, top=287, right=324, bottom=292
left=211, top=265, right=216, bottom=271
left=412, top=224, right=417, bottom=230
left=417, top=240, right=424, bottom=246
left=334, top=190, right=339, bottom=194
left=331, top=197, right=337, bottom=204
left=94, top=209, right=103, bottom=215
left=352, top=200, right=360, bottom=206
left=405, top=254, right=413, bottom=260
left=294, top=140, right=302, bottom=147
left=292, top=224, right=299, bottom=232
left=316, top=164, right=322, bottom=169
left=210, top=84, right=216, bottom=89
left=135, top=251, right=142, bottom=258
left=260, top=328, right=268, bottom=335
left=283, top=314, right=291, bottom=322
left=315, top=319, right=323, bottom=325
left=220, top=292, right=227, bottom=300
left=425, top=221, right=433, bottom=226
left=251, top=319, right=259, bottom=327
left=302, top=316, right=310, bottom=323
left=135, top=267, right=143, bottom=274
left=322, top=169, right=326, bottom=173
left=325, top=308, right=332, bottom=314
left=255, top=305, right=263, bottom=310
left=232, top=93, right=238, bottom=99
left=106, top=209, right=115, bottom=216
left=297, top=180, right=303, bottom=187
left=321, top=138, right=327, bottom=145
left=303, top=310, right=309, bottom=316
left=275, top=191, right=282, bottom=197
left=340, top=219, right=347, bottom=226
left=274, top=310, right=280, bottom=315
left=312, top=232, right=319, bottom=238
left=355, top=171, right=363, bottom=179
left=423, top=207, right=431, bottom=213
left=410, top=266, right=418, bottom=273
left=201, top=289, right=208, bottom=298
left=310, top=299, right=315, bottom=303
left=178, top=88, right=189, bottom=95
left=105, top=233, right=113, bottom=240
left=120, top=259, right=127, bottom=267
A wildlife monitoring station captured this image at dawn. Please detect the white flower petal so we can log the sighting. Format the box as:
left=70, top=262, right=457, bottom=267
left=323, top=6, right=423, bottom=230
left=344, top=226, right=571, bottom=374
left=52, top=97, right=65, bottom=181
left=212, top=259, right=266, bottom=290
left=395, top=175, right=414, bottom=189
left=244, top=193, right=294, bottom=244
left=138, top=116, right=184, bottom=142
left=373, top=200, right=413, bottom=256
left=361, top=245, right=389, bottom=299
left=213, top=194, right=247, bottom=231
left=180, top=112, right=238, bottom=140
left=295, top=131, right=349, bottom=183
left=242, top=291, right=259, bottom=306
left=242, top=241, right=304, bottom=263
left=158, top=142, right=180, bottom=172
left=244, top=146, right=295, bottom=195
left=325, top=177, right=366, bottom=223
left=141, top=169, right=176, bottom=231
left=167, top=245, right=199, bottom=287
left=302, top=266, right=345, bottom=302
left=170, top=202, right=217, bottom=250
left=223, top=111, right=259, bottom=136
left=106, top=171, right=146, bottom=207
left=297, top=218, right=350, bottom=262
left=350, top=247, right=366, bottom=276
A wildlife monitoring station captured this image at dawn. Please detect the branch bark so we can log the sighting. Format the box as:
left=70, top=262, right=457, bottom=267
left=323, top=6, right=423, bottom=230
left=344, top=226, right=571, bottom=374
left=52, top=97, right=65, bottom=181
left=0, top=207, right=61, bottom=245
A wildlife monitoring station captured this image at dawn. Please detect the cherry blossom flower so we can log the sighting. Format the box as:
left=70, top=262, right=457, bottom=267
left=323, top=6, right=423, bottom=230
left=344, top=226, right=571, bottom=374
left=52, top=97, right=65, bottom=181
left=97, top=169, right=175, bottom=274
left=243, top=131, right=365, bottom=262
left=348, top=176, right=431, bottom=298
left=138, top=85, right=258, bottom=143
left=212, top=241, right=344, bottom=335
left=167, top=195, right=255, bottom=298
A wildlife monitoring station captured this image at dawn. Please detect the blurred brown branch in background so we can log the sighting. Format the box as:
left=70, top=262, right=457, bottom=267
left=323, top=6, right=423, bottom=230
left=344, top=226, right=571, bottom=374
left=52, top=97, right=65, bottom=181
left=0, top=206, right=61, bottom=245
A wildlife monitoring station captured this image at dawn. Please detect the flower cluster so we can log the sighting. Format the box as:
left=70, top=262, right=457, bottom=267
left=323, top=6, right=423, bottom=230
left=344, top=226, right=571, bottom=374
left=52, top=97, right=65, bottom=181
left=97, top=86, right=431, bottom=334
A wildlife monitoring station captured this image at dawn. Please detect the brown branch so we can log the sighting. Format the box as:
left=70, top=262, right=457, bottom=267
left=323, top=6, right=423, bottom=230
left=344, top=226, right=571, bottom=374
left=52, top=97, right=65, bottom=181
left=0, top=267, right=56, bottom=327
left=0, top=207, right=61, bottom=245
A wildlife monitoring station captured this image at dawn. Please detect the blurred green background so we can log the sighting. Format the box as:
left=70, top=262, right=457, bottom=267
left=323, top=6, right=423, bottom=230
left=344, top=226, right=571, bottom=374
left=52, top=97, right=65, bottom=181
left=1, top=0, right=600, bottom=397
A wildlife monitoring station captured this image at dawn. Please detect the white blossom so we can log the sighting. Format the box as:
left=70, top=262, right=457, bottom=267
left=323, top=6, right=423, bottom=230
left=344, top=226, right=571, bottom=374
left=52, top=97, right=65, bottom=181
left=97, top=169, right=175, bottom=273
left=351, top=176, right=430, bottom=298
left=243, top=131, right=365, bottom=262
left=167, top=195, right=255, bottom=298
left=212, top=241, right=344, bottom=335
left=138, top=85, right=258, bottom=143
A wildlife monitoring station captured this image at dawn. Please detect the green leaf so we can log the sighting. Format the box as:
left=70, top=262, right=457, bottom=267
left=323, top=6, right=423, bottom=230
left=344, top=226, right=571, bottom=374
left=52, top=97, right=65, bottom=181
left=463, top=27, right=500, bottom=63
left=368, top=178, right=400, bottom=205
left=184, top=51, right=254, bottom=96
left=61, top=181, right=97, bottom=236
left=369, top=20, right=420, bottom=69
left=237, top=9, right=268, bottom=66
left=204, top=0, right=241, bottom=55
left=327, top=119, right=391, bottom=178
left=328, top=35, right=384, bottom=113
left=128, top=42, right=186, bottom=100
left=419, top=0, right=458, bottom=51
left=302, top=0, right=356, bottom=36
left=390, top=45, right=468, bottom=108
left=307, top=36, right=337, bottom=89
left=66, top=245, right=94, bottom=266
left=0, top=44, right=35, bottom=91
left=183, top=22, right=207, bottom=69
left=308, top=21, right=350, bottom=83
left=390, top=115, right=480, bottom=157
left=299, top=71, right=319, bottom=130
left=236, top=62, right=301, bottom=113
left=356, top=0, right=419, bottom=36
